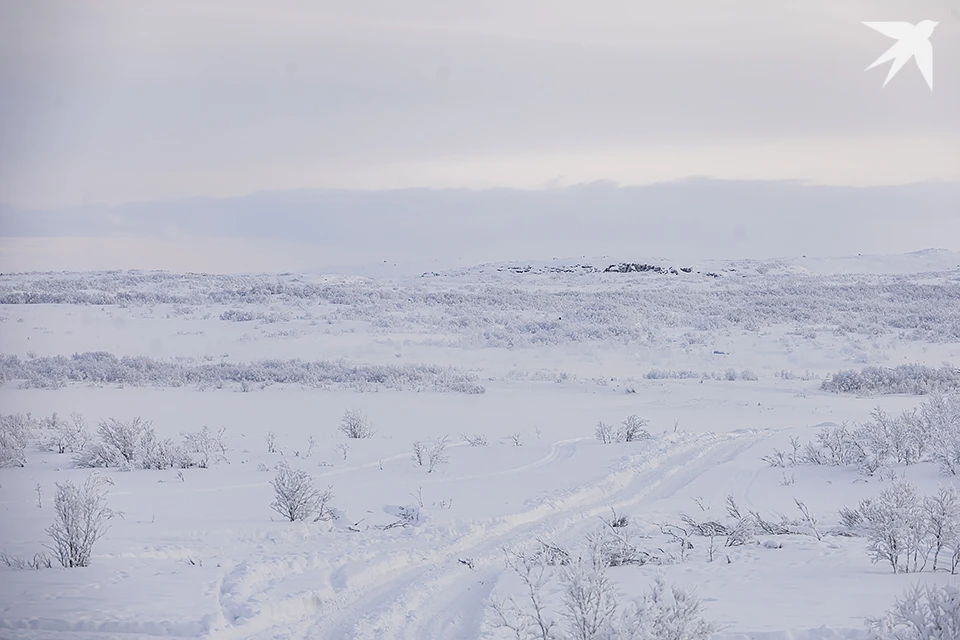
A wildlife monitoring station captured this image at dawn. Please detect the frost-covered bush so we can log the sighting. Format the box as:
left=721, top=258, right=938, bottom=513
left=339, top=408, right=374, bottom=439
left=595, top=416, right=651, bottom=444
left=558, top=538, right=620, bottom=640
left=137, top=429, right=193, bottom=470
left=0, top=413, right=35, bottom=467
left=461, top=433, right=488, bottom=447
left=44, top=475, right=114, bottom=568
left=595, top=421, right=616, bottom=444
left=842, top=482, right=960, bottom=574
left=0, top=551, right=52, bottom=570
left=860, top=480, right=928, bottom=573
left=803, top=423, right=862, bottom=466
left=181, top=426, right=228, bottom=468
left=75, top=417, right=196, bottom=470
left=924, top=486, right=960, bottom=573
left=0, top=352, right=485, bottom=394
left=6, top=268, right=960, bottom=347
left=618, top=416, right=651, bottom=443
left=39, top=412, right=90, bottom=455
left=787, top=396, right=960, bottom=476
left=491, top=536, right=716, bottom=640
left=621, top=574, right=718, bottom=640
left=645, top=369, right=701, bottom=380
left=427, top=435, right=450, bottom=473
left=75, top=417, right=149, bottom=468
left=922, top=395, right=960, bottom=475
left=822, top=364, right=960, bottom=396
left=867, top=583, right=960, bottom=640
left=596, top=515, right=655, bottom=568
left=270, top=462, right=333, bottom=522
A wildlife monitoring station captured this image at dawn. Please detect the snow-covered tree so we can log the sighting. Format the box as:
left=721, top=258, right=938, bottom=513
left=270, top=462, right=332, bottom=522
left=618, top=416, right=651, bottom=443
left=861, top=480, right=928, bottom=573
left=181, top=426, right=228, bottom=468
left=620, top=574, right=718, bottom=640
left=558, top=536, right=619, bottom=640
left=40, top=412, right=90, bottom=455
left=868, top=583, right=960, bottom=640
left=0, top=413, right=34, bottom=468
left=339, top=408, right=374, bottom=439
left=44, top=475, right=114, bottom=568
left=924, top=485, right=960, bottom=573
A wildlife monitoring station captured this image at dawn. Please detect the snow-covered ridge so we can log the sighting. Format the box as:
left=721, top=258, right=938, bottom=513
left=424, top=248, right=960, bottom=280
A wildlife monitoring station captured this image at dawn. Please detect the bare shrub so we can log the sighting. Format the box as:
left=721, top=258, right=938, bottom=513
left=838, top=503, right=867, bottom=531
left=558, top=535, right=620, bottom=640
left=182, top=426, right=228, bottom=468
left=597, top=514, right=654, bottom=567
left=461, top=433, right=488, bottom=447
left=265, top=431, right=278, bottom=453
left=491, top=552, right=560, bottom=640
left=40, top=412, right=90, bottom=454
left=0, top=551, right=53, bottom=570
left=761, top=449, right=788, bottom=468
left=339, top=408, right=374, bottom=439
left=794, top=498, right=822, bottom=541
left=412, top=440, right=427, bottom=466
left=657, top=523, right=694, bottom=563
left=44, top=476, right=114, bottom=568
left=595, top=421, right=616, bottom=444
left=75, top=417, right=149, bottom=468
left=618, top=415, right=650, bottom=443
left=0, top=413, right=35, bottom=467
left=923, top=395, right=960, bottom=475
left=269, top=462, right=333, bottom=522
left=861, top=480, right=927, bottom=573
left=621, top=574, right=719, bottom=640
left=427, top=435, right=450, bottom=473
left=923, top=485, right=960, bottom=573
left=867, top=583, right=960, bottom=639
left=527, top=539, right=572, bottom=566
left=811, top=423, right=863, bottom=466
left=137, top=428, right=194, bottom=470
left=680, top=514, right=730, bottom=562
left=724, top=515, right=756, bottom=547
left=488, top=540, right=717, bottom=640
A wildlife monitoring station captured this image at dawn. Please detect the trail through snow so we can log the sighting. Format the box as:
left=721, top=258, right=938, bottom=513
left=209, top=431, right=767, bottom=640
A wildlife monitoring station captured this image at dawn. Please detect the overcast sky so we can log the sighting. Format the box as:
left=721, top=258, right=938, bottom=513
left=1, top=0, right=958, bottom=272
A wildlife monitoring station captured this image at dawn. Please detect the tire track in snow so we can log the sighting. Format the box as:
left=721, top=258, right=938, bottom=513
left=345, top=431, right=769, bottom=640
left=217, top=430, right=770, bottom=640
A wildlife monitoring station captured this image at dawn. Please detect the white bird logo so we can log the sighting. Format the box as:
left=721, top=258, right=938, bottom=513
left=863, top=20, right=938, bottom=90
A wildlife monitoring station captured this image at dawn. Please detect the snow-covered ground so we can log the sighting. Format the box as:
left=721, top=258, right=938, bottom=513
left=2, top=251, right=960, bottom=639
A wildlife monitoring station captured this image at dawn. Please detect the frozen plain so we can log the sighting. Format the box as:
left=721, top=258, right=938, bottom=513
left=2, top=249, right=960, bottom=639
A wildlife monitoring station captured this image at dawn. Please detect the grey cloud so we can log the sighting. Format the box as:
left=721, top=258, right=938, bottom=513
left=2, top=180, right=958, bottom=271
left=1, top=1, right=958, bottom=208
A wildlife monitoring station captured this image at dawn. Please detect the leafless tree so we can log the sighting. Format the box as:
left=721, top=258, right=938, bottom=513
left=339, top=408, right=375, bottom=439
left=44, top=475, right=114, bottom=568
left=491, top=552, right=560, bottom=640
left=595, top=421, right=616, bottom=444
left=618, top=415, right=650, bottom=442
left=427, top=435, right=450, bottom=473
left=412, top=440, right=427, bottom=466
left=794, top=498, right=823, bottom=541
left=270, top=462, right=333, bottom=522
left=558, top=535, right=619, bottom=640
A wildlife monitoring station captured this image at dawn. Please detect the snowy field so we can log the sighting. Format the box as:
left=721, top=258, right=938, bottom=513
left=2, top=249, right=960, bottom=640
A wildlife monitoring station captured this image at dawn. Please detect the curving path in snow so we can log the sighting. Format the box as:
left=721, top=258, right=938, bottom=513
left=207, top=430, right=769, bottom=640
